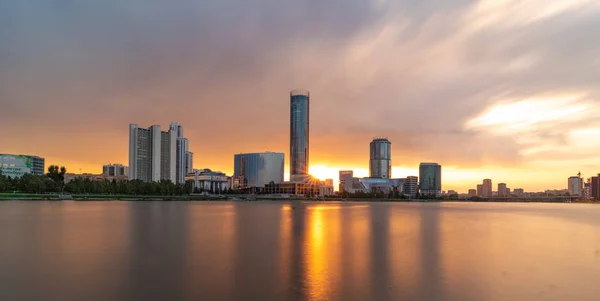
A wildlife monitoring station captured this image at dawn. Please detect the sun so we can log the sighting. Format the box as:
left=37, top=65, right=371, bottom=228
left=309, top=165, right=337, bottom=181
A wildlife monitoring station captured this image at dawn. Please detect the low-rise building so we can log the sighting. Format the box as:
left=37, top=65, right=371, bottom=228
left=102, top=163, right=128, bottom=177
left=187, top=169, right=230, bottom=193
left=0, top=154, right=45, bottom=177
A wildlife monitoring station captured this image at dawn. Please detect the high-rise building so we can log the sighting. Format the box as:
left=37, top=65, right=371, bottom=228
left=568, top=176, right=583, bottom=196
left=290, top=89, right=310, bottom=183
left=0, top=154, right=45, bottom=177
left=369, top=138, right=392, bottom=179
left=102, top=163, right=128, bottom=177
left=175, top=138, right=188, bottom=184
left=498, top=183, right=507, bottom=197
left=468, top=189, right=477, bottom=197
left=234, top=152, right=285, bottom=189
left=403, top=176, right=418, bottom=197
left=419, top=162, right=442, bottom=196
left=477, top=184, right=483, bottom=196
left=592, top=176, right=599, bottom=199
left=128, top=124, right=177, bottom=182
left=339, top=170, right=354, bottom=192
left=186, top=152, right=194, bottom=174
left=482, top=179, right=492, bottom=197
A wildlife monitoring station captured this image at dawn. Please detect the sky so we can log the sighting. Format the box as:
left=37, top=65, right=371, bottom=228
left=2, top=0, right=600, bottom=193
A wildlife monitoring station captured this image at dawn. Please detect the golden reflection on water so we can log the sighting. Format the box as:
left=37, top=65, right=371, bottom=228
left=304, top=205, right=342, bottom=300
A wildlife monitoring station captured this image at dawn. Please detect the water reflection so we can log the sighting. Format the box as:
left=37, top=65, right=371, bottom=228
left=1, top=202, right=600, bottom=301
left=126, top=202, right=189, bottom=300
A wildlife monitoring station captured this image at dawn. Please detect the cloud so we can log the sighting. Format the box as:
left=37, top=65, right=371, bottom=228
left=1, top=0, right=600, bottom=191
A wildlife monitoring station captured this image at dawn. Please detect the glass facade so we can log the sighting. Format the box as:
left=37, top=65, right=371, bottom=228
left=419, top=163, right=442, bottom=196
left=290, top=91, right=310, bottom=179
left=234, top=152, right=284, bottom=188
left=369, top=138, right=391, bottom=178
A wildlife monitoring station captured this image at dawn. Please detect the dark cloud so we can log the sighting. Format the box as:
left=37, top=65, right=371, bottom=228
left=1, top=0, right=599, bottom=183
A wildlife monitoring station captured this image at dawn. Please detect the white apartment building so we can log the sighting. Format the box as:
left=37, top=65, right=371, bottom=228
left=128, top=124, right=176, bottom=182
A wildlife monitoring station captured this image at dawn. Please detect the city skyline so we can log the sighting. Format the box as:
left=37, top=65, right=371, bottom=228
left=3, top=1, right=600, bottom=192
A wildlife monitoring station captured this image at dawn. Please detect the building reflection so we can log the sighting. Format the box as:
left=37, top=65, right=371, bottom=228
left=417, top=204, right=443, bottom=301
left=231, top=202, right=284, bottom=301
left=126, top=201, right=189, bottom=300
left=369, top=203, right=391, bottom=300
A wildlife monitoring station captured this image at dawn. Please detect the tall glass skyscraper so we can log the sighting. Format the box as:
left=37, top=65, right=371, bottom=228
left=233, top=152, right=284, bottom=188
left=369, top=138, right=391, bottom=179
left=290, top=89, right=310, bottom=182
left=419, top=162, right=442, bottom=197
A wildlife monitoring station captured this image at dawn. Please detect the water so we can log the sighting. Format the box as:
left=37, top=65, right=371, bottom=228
left=0, top=201, right=599, bottom=301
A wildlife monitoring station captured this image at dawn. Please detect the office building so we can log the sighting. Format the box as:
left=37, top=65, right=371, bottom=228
left=233, top=152, right=285, bottom=189
left=186, top=152, right=194, bottom=174
left=0, top=154, right=45, bottom=178
left=419, top=162, right=442, bottom=196
left=339, top=170, right=354, bottom=192
left=468, top=189, right=477, bottom=197
left=498, top=183, right=507, bottom=197
left=482, top=179, right=492, bottom=197
left=568, top=176, right=583, bottom=196
left=290, top=89, right=310, bottom=183
left=128, top=124, right=177, bottom=182
left=477, top=184, right=484, bottom=196
left=513, top=188, right=524, bottom=195
left=102, top=163, right=128, bottom=177
left=369, top=138, right=392, bottom=179
left=403, top=176, right=418, bottom=197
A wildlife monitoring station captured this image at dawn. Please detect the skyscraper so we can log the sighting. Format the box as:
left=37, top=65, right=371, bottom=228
left=419, top=162, right=442, bottom=196
left=128, top=124, right=176, bottom=182
left=369, top=138, right=391, bottom=179
left=290, top=89, right=310, bottom=183
left=482, top=179, right=492, bottom=197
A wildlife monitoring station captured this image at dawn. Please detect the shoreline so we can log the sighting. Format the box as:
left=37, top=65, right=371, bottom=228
left=1, top=196, right=597, bottom=204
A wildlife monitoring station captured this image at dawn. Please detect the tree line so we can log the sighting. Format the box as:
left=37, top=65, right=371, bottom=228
left=0, top=165, right=194, bottom=195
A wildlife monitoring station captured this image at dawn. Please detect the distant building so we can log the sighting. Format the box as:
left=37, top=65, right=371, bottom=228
left=482, top=179, right=492, bottom=197
left=513, top=188, right=524, bottom=195
left=290, top=89, right=310, bottom=183
left=102, top=164, right=128, bottom=177
left=419, top=163, right=442, bottom=197
left=592, top=176, right=599, bottom=199
left=339, top=170, right=354, bottom=192
left=584, top=181, right=591, bottom=200
left=403, top=176, right=418, bottom=197
left=128, top=124, right=177, bottom=182
left=0, top=154, right=45, bottom=177
left=498, top=183, right=507, bottom=197
left=321, top=179, right=335, bottom=196
left=477, top=184, right=484, bottom=197
left=568, top=176, right=583, bottom=197
left=233, top=152, right=284, bottom=190
left=468, top=189, right=477, bottom=197
left=264, top=181, right=321, bottom=196
left=369, top=138, right=392, bottom=179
